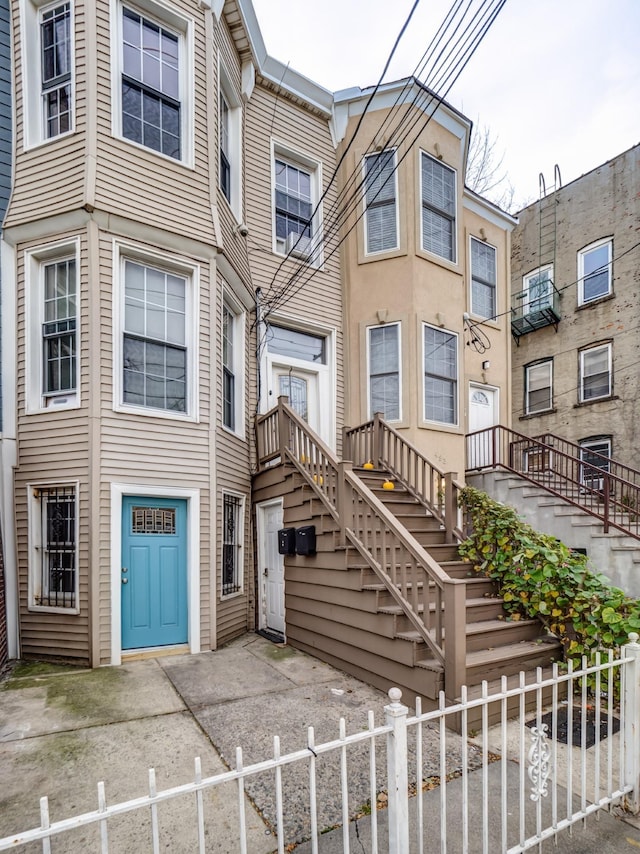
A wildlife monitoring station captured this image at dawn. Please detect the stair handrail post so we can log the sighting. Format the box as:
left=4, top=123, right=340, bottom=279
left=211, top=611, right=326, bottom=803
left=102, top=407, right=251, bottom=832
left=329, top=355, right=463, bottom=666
left=444, top=471, right=458, bottom=542
left=373, top=411, right=383, bottom=468
left=342, top=424, right=351, bottom=462
left=443, top=580, right=466, bottom=699
left=623, top=632, right=640, bottom=813
left=337, top=460, right=353, bottom=548
left=492, top=425, right=499, bottom=469
left=603, top=471, right=610, bottom=533
left=385, top=688, right=410, bottom=854
left=277, top=396, right=290, bottom=461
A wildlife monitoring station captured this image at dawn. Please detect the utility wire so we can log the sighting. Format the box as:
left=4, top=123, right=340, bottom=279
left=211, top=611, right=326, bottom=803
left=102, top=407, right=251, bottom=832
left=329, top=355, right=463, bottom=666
left=265, top=0, right=506, bottom=316
left=264, top=0, right=499, bottom=309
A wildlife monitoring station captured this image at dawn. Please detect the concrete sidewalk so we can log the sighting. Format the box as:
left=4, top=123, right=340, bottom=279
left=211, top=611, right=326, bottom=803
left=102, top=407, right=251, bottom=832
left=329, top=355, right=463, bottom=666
left=1, top=633, right=640, bottom=852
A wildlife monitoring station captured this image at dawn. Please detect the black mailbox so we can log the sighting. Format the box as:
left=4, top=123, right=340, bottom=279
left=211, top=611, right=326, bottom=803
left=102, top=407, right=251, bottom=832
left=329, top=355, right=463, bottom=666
left=277, top=528, right=296, bottom=555
left=295, top=525, right=317, bottom=556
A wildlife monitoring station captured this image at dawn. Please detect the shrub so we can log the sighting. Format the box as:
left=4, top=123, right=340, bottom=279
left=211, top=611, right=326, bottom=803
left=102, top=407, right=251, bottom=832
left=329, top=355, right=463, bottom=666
left=459, top=486, right=640, bottom=670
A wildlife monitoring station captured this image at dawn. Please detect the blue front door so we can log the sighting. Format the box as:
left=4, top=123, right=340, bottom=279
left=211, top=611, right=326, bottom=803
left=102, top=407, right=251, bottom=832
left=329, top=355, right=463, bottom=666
left=121, top=496, right=188, bottom=650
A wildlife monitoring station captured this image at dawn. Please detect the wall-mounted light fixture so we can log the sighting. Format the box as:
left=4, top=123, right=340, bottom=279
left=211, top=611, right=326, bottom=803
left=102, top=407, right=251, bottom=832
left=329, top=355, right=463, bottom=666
left=482, top=360, right=491, bottom=371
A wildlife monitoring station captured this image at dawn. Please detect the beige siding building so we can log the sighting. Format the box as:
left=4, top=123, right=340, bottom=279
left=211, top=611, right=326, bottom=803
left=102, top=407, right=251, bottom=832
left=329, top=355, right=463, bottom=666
left=1, top=0, right=514, bottom=667
left=510, top=145, right=640, bottom=470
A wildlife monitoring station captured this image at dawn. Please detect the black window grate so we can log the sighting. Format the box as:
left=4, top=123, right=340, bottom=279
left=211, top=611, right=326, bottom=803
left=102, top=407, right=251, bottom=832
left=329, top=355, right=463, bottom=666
left=222, top=494, right=242, bottom=596
left=38, top=485, right=76, bottom=608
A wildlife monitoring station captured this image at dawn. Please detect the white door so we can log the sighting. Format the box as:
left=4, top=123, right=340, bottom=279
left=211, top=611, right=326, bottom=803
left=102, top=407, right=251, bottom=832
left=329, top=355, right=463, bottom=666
left=468, top=385, right=498, bottom=468
left=257, top=500, right=285, bottom=635
left=272, top=366, right=319, bottom=433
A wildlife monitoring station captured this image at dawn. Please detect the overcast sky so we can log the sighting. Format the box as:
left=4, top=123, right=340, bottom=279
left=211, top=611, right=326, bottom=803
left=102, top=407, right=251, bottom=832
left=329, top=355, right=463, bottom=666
left=250, top=0, right=640, bottom=210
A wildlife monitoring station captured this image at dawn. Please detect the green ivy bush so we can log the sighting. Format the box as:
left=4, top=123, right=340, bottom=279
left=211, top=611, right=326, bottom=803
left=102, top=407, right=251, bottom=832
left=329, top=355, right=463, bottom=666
left=459, top=486, right=640, bottom=671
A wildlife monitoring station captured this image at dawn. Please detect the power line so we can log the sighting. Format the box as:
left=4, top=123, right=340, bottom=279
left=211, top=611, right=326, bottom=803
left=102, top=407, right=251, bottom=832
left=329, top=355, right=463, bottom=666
left=264, top=0, right=507, bottom=316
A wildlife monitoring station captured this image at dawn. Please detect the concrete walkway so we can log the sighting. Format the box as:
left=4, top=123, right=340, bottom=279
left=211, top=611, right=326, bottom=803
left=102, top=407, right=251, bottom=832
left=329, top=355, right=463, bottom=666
left=1, top=633, right=640, bottom=852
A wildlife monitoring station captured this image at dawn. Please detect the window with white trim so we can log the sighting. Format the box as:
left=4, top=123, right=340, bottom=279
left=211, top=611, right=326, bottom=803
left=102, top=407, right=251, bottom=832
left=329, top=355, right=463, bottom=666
left=218, top=64, right=242, bottom=219
left=580, top=342, right=612, bottom=402
left=523, top=265, right=553, bottom=315
left=222, top=492, right=243, bottom=597
left=114, top=1, right=191, bottom=163
left=578, top=239, right=612, bottom=305
left=222, top=296, right=245, bottom=433
left=25, top=239, right=79, bottom=412
left=21, top=0, right=75, bottom=147
left=367, top=323, right=400, bottom=420
left=29, top=483, right=78, bottom=611
left=364, top=149, right=398, bottom=254
left=525, top=360, right=552, bottom=415
left=421, top=153, right=456, bottom=262
left=579, top=436, right=612, bottom=489
left=273, top=147, right=320, bottom=261
left=423, top=324, right=457, bottom=425
left=470, top=237, right=496, bottom=319
left=116, top=248, right=197, bottom=419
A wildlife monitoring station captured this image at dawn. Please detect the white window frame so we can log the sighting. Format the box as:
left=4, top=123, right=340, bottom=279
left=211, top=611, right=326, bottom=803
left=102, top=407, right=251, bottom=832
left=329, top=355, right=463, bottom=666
left=525, top=360, right=553, bottom=415
left=522, top=264, right=554, bottom=315
left=112, top=240, right=199, bottom=422
left=579, top=436, right=612, bottom=490
left=271, top=140, right=322, bottom=265
left=20, top=0, right=76, bottom=149
left=221, top=490, right=244, bottom=599
left=218, top=59, right=243, bottom=221
left=28, top=480, right=80, bottom=614
left=422, top=323, right=458, bottom=426
left=420, top=151, right=457, bottom=263
left=578, top=238, right=612, bottom=305
left=25, top=237, right=80, bottom=414
left=222, top=290, right=245, bottom=437
left=110, top=0, right=194, bottom=166
left=470, top=236, right=497, bottom=319
left=367, top=322, right=401, bottom=421
left=363, top=149, right=399, bottom=255
left=580, top=342, right=612, bottom=403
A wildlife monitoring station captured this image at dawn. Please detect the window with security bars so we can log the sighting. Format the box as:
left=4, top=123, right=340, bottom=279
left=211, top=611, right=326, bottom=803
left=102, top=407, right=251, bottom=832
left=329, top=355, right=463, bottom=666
left=364, top=150, right=398, bottom=254
left=222, top=494, right=242, bottom=596
left=43, top=257, right=77, bottom=397
left=41, top=3, right=72, bottom=139
left=421, top=153, right=456, bottom=261
left=35, top=485, right=77, bottom=609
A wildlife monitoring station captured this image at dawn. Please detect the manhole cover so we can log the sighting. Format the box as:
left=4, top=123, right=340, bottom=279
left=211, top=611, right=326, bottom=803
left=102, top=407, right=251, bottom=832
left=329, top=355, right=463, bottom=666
left=526, top=706, right=620, bottom=749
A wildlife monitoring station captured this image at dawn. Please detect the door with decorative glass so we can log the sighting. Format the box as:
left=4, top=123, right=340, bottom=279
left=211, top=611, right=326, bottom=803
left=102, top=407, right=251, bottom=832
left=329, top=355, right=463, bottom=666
left=121, top=496, right=188, bottom=649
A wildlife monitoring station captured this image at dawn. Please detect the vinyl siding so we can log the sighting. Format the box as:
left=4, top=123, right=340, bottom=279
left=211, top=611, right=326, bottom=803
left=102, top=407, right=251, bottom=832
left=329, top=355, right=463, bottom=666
left=215, top=272, right=253, bottom=645
left=4, top=0, right=88, bottom=228
left=95, top=233, right=215, bottom=662
left=14, top=232, right=92, bottom=662
left=244, top=82, right=345, bottom=439
left=92, top=1, right=216, bottom=245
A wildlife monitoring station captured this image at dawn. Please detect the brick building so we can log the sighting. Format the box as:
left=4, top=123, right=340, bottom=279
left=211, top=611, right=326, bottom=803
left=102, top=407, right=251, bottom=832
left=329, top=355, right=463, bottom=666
left=510, top=144, right=640, bottom=471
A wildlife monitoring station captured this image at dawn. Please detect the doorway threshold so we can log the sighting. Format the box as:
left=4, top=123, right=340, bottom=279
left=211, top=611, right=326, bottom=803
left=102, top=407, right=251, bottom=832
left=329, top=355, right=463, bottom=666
left=121, top=644, right=190, bottom=662
left=256, top=628, right=285, bottom=645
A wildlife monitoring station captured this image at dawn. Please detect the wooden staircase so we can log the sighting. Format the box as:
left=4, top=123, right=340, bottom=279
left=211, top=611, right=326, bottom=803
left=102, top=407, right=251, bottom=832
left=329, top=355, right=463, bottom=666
left=353, top=467, right=562, bottom=704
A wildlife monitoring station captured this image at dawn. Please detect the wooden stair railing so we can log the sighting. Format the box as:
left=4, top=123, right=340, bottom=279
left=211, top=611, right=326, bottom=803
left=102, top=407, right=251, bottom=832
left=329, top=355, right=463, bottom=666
left=255, top=398, right=468, bottom=694
left=466, top=425, right=640, bottom=541
left=343, top=413, right=465, bottom=542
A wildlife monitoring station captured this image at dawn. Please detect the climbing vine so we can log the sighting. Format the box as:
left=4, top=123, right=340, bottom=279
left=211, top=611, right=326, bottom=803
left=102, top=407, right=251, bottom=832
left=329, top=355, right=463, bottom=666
left=459, top=487, right=640, bottom=672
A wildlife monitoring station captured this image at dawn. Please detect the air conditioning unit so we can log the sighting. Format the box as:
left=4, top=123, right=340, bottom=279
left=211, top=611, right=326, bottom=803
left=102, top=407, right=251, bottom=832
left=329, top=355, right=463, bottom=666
left=285, top=232, right=314, bottom=261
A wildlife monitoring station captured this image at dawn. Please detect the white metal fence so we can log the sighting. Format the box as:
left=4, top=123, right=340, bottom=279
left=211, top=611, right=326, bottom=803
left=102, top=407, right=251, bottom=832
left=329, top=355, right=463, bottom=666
left=2, top=636, right=640, bottom=853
